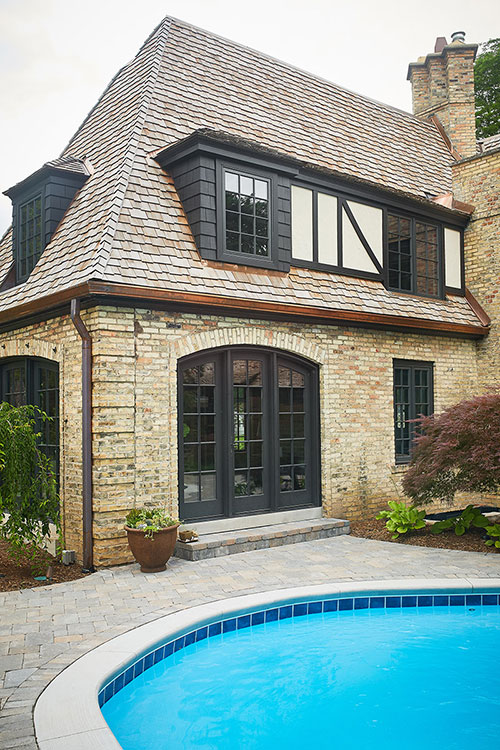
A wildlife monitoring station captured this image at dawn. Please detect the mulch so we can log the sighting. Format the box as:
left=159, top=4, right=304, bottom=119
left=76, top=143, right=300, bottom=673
left=350, top=518, right=499, bottom=554
left=0, top=539, right=91, bottom=593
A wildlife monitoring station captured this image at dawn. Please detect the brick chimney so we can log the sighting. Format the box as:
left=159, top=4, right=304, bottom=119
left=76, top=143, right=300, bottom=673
left=407, top=32, right=478, bottom=158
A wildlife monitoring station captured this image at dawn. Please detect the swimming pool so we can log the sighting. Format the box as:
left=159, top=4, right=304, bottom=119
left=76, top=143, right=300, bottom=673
left=100, top=590, right=500, bottom=750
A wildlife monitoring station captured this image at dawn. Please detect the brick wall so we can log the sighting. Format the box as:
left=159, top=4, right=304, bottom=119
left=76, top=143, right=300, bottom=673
left=453, top=149, right=500, bottom=387
left=0, top=306, right=483, bottom=566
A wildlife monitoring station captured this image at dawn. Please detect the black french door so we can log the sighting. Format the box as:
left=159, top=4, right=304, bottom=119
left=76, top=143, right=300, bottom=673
left=178, top=347, right=319, bottom=523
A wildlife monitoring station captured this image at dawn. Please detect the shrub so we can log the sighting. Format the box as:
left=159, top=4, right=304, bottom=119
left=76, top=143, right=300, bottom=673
left=0, top=402, right=60, bottom=565
left=430, top=505, right=489, bottom=536
left=376, top=501, right=426, bottom=539
left=402, top=392, right=500, bottom=505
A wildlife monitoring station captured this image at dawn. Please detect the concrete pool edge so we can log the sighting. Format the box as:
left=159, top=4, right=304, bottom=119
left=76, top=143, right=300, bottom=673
left=34, top=577, right=500, bottom=750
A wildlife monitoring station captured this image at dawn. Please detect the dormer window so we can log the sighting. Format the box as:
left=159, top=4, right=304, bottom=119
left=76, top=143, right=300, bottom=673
left=17, top=194, right=43, bottom=283
left=387, top=214, right=440, bottom=297
left=224, top=170, right=270, bottom=259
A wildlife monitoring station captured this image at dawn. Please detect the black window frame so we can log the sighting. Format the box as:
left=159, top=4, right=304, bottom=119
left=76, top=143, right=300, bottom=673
left=386, top=212, right=444, bottom=299
left=216, top=162, right=280, bottom=270
left=0, top=357, right=60, bottom=479
left=16, top=192, right=44, bottom=284
left=393, top=359, right=434, bottom=465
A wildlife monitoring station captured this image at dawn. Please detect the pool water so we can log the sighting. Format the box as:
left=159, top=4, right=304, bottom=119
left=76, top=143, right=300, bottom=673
left=102, top=605, right=500, bottom=750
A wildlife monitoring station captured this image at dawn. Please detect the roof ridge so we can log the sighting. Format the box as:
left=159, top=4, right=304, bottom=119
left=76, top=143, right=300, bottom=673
left=164, top=15, right=435, bottom=130
left=88, top=19, right=172, bottom=279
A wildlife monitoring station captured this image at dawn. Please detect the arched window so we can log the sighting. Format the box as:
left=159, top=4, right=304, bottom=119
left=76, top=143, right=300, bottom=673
left=178, top=348, right=320, bottom=523
left=0, top=357, right=59, bottom=477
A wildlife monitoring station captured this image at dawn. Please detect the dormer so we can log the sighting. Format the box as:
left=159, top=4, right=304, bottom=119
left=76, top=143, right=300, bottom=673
left=2, top=156, right=89, bottom=289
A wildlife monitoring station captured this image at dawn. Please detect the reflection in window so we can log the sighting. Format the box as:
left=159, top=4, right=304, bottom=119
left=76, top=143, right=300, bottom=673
left=233, top=360, right=264, bottom=497
left=278, top=366, right=306, bottom=492
left=225, top=171, right=269, bottom=257
left=18, top=195, right=43, bottom=282
left=394, top=361, right=432, bottom=463
left=388, top=213, right=439, bottom=297
left=182, top=363, right=217, bottom=503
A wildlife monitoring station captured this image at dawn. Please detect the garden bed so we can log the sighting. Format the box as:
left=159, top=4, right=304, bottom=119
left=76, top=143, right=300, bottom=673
left=0, top=539, right=90, bottom=592
left=350, top=518, right=498, bottom=553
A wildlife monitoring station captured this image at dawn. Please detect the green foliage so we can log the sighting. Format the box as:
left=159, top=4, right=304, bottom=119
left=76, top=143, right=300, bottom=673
left=0, top=402, right=60, bottom=563
left=475, top=38, right=500, bottom=139
left=430, top=505, right=489, bottom=536
left=485, top=523, right=500, bottom=549
left=376, top=501, right=426, bottom=539
left=125, top=508, right=178, bottom=538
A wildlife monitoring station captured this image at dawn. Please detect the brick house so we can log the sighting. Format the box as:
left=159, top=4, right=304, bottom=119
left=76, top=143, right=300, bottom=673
left=0, top=20, right=497, bottom=568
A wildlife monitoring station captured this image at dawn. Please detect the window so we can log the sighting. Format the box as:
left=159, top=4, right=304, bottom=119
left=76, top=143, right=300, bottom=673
left=224, top=170, right=270, bottom=258
left=393, top=360, right=433, bottom=463
left=0, top=358, right=59, bottom=477
left=17, top=195, right=43, bottom=283
left=178, top=348, right=320, bottom=523
left=388, top=214, right=440, bottom=297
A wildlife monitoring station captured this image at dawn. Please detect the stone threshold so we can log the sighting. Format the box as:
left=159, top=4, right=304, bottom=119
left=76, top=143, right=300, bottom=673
left=174, top=518, right=350, bottom=561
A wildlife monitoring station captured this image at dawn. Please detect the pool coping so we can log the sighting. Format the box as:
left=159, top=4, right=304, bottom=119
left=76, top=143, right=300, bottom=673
left=34, top=577, right=500, bottom=750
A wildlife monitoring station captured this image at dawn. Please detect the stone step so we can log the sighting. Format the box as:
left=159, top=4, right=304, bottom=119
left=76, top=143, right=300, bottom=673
left=174, top=518, right=350, bottom=561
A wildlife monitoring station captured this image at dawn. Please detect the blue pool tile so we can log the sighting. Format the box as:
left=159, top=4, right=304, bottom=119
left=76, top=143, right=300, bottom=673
left=133, top=659, right=144, bottom=678
left=153, top=648, right=163, bottom=664
left=98, top=691, right=105, bottom=708
left=293, top=603, right=307, bottom=617
left=164, top=642, right=174, bottom=657
left=184, top=631, right=196, bottom=646
left=174, top=637, right=185, bottom=652
left=144, top=652, right=154, bottom=670
left=450, top=595, right=465, bottom=606
left=279, top=606, right=293, bottom=620
left=196, top=627, right=208, bottom=642
left=402, top=596, right=417, bottom=608
left=482, top=594, right=498, bottom=606
left=223, top=618, right=237, bottom=633
left=251, top=611, right=265, bottom=626
left=354, top=597, right=369, bottom=610
left=418, top=596, right=432, bottom=607
left=114, top=673, right=124, bottom=694
left=369, top=596, right=384, bottom=609
left=433, top=595, right=449, bottom=607
left=237, top=615, right=251, bottom=630
left=386, top=596, right=401, bottom=608
left=104, top=683, right=114, bottom=703
left=324, top=599, right=338, bottom=612
left=466, top=595, right=481, bottom=606
left=339, top=598, right=353, bottom=611
left=265, top=608, right=279, bottom=622
left=308, top=601, right=322, bottom=615
left=209, top=622, right=222, bottom=637
left=124, top=665, right=135, bottom=685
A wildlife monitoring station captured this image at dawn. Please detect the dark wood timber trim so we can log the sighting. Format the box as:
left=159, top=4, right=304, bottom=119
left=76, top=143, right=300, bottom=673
left=465, top=288, right=491, bottom=327
left=0, top=280, right=489, bottom=338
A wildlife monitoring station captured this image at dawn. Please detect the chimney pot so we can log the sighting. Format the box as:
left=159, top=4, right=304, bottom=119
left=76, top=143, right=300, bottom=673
left=451, top=31, right=466, bottom=43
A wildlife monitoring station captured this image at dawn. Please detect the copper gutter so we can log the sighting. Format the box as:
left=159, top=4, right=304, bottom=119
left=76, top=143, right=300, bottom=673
left=70, top=298, right=94, bottom=572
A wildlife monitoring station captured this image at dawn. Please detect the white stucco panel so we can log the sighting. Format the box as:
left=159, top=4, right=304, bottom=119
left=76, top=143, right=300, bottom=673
left=342, top=207, right=379, bottom=273
left=317, top=193, right=337, bottom=266
left=444, top=228, right=462, bottom=289
left=346, top=200, right=383, bottom=264
left=291, top=186, right=313, bottom=261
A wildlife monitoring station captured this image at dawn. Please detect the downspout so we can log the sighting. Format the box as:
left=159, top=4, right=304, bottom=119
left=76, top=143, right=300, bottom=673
left=70, top=299, right=94, bottom=572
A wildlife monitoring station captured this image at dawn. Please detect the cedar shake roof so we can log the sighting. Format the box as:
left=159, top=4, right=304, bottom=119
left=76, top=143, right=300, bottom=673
left=0, top=16, right=487, bottom=333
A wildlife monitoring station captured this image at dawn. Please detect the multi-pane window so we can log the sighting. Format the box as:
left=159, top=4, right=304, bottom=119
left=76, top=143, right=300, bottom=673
left=0, top=358, right=59, bottom=477
left=224, top=171, right=269, bottom=257
left=278, top=366, right=306, bottom=493
left=17, top=195, right=43, bottom=282
left=233, top=359, right=264, bottom=497
left=393, top=360, right=433, bottom=463
left=182, top=363, right=217, bottom=506
left=388, top=213, right=440, bottom=297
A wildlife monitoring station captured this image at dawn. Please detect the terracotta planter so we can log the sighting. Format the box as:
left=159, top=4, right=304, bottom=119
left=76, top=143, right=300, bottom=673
left=125, top=524, right=180, bottom=573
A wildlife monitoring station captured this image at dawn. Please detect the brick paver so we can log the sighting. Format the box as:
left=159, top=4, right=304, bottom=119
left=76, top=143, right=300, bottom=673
left=1, top=535, right=499, bottom=748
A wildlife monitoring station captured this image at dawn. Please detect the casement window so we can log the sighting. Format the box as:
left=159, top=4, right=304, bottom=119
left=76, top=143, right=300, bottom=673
left=178, top=347, right=320, bottom=523
left=393, top=360, right=433, bottom=464
left=17, top=195, right=43, bottom=283
left=0, top=358, right=60, bottom=477
left=224, top=170, right=270, bottom=259
left=387, top=214, right=441, bottom=297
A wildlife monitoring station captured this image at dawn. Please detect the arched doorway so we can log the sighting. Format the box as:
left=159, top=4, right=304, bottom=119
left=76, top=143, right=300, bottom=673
left=178, top=347, right=320, bottom=523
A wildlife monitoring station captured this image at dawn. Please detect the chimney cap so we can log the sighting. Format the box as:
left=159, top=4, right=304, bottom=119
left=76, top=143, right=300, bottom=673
left=434, top=37, right=448, bottom=53
left=451, top=31, right=466, bottom=43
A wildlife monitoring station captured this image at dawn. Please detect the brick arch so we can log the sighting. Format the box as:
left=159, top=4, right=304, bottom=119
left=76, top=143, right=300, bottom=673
left=172, top=326, right=327, bottom=365
left=0, top=338, right=63, bottom=365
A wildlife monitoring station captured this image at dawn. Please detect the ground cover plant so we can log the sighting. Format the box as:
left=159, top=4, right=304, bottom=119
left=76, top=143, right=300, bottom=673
left=430, top=505, right=489, bottom=536
left=375, top=501, right=426, bottom=539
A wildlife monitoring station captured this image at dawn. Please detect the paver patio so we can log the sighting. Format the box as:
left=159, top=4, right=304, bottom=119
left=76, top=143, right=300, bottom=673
left=1, top=535, right=499, bottom=749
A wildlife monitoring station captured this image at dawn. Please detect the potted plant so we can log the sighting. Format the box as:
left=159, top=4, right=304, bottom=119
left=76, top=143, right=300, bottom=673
left=125, top=508, right=180, bottom=573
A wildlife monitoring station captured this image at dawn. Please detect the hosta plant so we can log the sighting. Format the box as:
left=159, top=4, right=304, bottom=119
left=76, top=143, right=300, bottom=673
left=431, top=505, right=489, bottom=536
left=485, top=523, right=500, bottom=549
left=376, top=501, right=426, bottom=539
